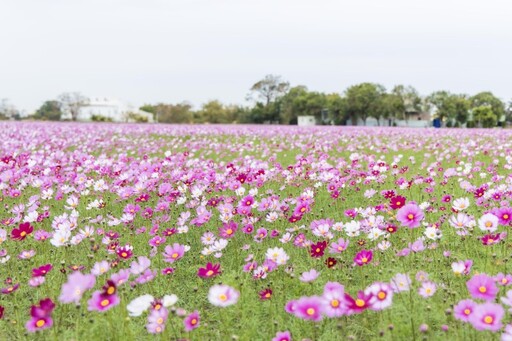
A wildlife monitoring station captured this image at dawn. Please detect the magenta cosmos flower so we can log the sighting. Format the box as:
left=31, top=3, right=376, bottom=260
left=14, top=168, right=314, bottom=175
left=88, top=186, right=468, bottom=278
left=26, top=298, right=55, bottom=333
left=272, top=331, right=292, bottom=341
left=293, top=296, right=324, bottom=322
left=197, top=263, right=221, bottom=278
left=396, top=203, right=424, bottom=228
left=183, top=310, right=200, bottom=331
left=354, top=250, right=373, bottom=266
left=467, top=274, right=498, bottom=301
left=469, top=302, right=504, bottom=331
left=87, top=281, right=120, bottom=312
left=208, top=284, right=239, bottom=307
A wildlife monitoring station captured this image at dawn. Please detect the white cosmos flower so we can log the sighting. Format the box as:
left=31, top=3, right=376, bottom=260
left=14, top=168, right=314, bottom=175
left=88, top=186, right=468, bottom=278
left=478, top=213, right=499, bottom=232
left=127, top=294, right=178, bottom=317
left=452, top=197, right=470, bottom=211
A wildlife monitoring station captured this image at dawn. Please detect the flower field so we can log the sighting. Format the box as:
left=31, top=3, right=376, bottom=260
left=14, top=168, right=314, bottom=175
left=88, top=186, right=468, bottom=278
left=2, top=122, right=512, bottom=340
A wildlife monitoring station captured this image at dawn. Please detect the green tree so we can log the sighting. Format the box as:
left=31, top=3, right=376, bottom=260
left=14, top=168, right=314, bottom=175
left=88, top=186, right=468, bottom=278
left=33, top=100, right=62, bottom=121
left=153, top=102, right=194, bottom=123
left=140, top=104, right=158, bottom=121
left=391, top=85, right=422, bottom=122
left=247, top=75, right=290, bottom=106
left=196, top=100, right=235, bottom=124
left=470, top=92, right=505, bottom=124
left=473, top=106, right=497, bottom=128
left=344, top=83, right=385, bottom=125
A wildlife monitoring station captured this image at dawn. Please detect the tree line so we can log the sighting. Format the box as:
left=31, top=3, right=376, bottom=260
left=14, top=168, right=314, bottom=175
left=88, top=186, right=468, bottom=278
left=2, top=75, right=511, bottom=127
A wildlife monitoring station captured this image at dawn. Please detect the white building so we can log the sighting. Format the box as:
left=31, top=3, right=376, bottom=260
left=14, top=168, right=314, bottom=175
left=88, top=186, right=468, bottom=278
left=75, top=97, right=154, bottom=122
left=298, top=115, right=317, bottom=126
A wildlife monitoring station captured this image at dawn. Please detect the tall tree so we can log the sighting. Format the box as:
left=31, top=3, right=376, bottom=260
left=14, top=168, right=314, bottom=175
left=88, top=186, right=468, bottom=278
left=154, top=102, right=193, bottom=123
left=473, top=105, right=497, bottom=128
left=247, top=75, right=290, bottom=106
left=0, top=99, right=18, bottom=120
left=391, top=85, right=422, bottom=122
left=33, top=101, right=62, bottom=121
left=58, top=92, right=88, bottom=121
left=344, top=83, right=385, bottom=125
left=470, top=92, right=505, bottom=122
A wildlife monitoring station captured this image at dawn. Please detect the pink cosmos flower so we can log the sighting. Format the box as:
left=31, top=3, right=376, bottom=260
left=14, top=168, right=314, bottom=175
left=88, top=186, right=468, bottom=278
left=293, top=296, right=324, bottom=322
left=321, top=282, right=346, bottom=317
left=163, top=243, right=186, bottom=263
left=454, top=299, right=477, bottom=322
left=329, top=238, right=349, bottom=254
left=208, top=284, right=240, bottom=307
left=183, top=310, right=200, bottom=331
left=272, top=331, right=292, bottom=341
left=299, top=269, right=320, bottom=283
left=390, top=273, right=411, bottom=292
left=25, top=298, right=55, bottom=333
left=354, top=250, right=373, bottom=266
left=495, top=273, right=512, bottom=286
left=343, top=291, right=373, bottom=315
left=146, top=307, right=168, bottom=334
left=418, top=281, right=437, bottom=298
left=467, top=274, right=498, bottom=301
left=197, top=263, right=221, bottom=278
left=396, top=203, right=424, bottom=228
left=59, top=271, right=96, bottom=304
left=365, top=282, right=393, bottom=311
left=469, top=302, right=504, bottom=331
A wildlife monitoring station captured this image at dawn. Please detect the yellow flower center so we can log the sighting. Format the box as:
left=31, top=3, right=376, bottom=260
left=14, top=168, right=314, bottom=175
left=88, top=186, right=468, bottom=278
left=479, top=286, right=487, bottom=293
left=485, top=221, right=492, bottom=227
left=464, top=308, right=471, bottom=315
left=20, top=231, right=27, bottom=237
left=331, top=299, right=339, bottom=307
left=306, top=308, right=315, bottom=316
left=157, top=318, right=164, bottom=324
left=219, top=294, right=227, bottom=301
left=361, top=257, right=368, bottom=263
left=355, top=299, right=365, bottom=307
left=36, top=319, right=45, bottom=328
left=191, top=318, right=197, bottom=325
left=484, top=316, right=493, bottom=324
left=106, top=286, right=115, bottom=295
left=396, top=202, right=401, bottom=206
left=154, top=304, right=161, bottom=310
left=171, top=253, right=179, bottom=259
left=121, top=252, right=127, bottom=258
left=265, top=293, right=271, bottom=298
left=407, top=214, right=414, bottom=220
left=377, top=292, right=386, bottom=300
left=100, top=299, right=110, bottom=307
left=226, top=229, right=233, bottom=235
left=504, top=214, right=509, bottom=220
left=315, top=248, right=320, bottom=253
left=206, top=270, right=214, bottom=276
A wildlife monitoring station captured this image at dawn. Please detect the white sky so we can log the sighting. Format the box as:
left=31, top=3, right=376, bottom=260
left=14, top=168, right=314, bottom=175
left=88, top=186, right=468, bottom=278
left=1, top=0, right=511, bottom=113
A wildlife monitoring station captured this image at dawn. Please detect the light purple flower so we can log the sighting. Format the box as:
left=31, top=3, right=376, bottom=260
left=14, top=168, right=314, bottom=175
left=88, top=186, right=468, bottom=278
left=59, top=272, right=96, bottom=304
left=299, top=269, right=320, bottom=283
left=396, top=203, right=424, bottom=228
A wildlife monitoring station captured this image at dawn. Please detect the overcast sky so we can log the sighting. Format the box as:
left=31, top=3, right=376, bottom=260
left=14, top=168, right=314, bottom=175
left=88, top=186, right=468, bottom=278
left=1, top=0, right=511, bottom=113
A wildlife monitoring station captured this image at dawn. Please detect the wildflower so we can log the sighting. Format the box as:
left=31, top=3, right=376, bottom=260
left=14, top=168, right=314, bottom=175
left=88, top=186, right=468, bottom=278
left=59, top=271, right=96, bottom=304
left=116, top=244, right=133, bottom=260
left=452, top=197, right=470, bottom=211
left=272, top=331, right=291, bottom=341
left=146, top=307, right=168, bottom=334
left=396, top=204, right=424, bottom=228
left=25, top=298, right=55, bottom=333
left=130, top=256, right=151, bottom=275
left=293, top=296, right=324, bottom=321
left=91, top=260, right=110, bottom=276
left=1, top=283, right=20, bottom=294
left=259, top=288, right=273, bottom=300
left=469, top=302, right=504, bottom=331
left=478, top=213, right=499, bottom=232
left=321, top=282, right=346, bottom=317
left=162, top=243, right=186, bottom=263
left=495, top=273, right=512, bottom=286
left=11, top=222, right=34, bottom=241
left=390, top=195, right=406, bottom=210
left=344, top=291, right=373, bottom=315
left=87, top=282, right=120, bottom=312
left=467, top=274, right=498, bottom=301
left=365, top=282, right=393, bottom=311
left=354, top=250, right=373, bottom=266
left=451, top=260, right=472, bottom=275
left=310, top=241, right=327, bottom=258
left=300, top=269, right=320, bottom=283
left=325, top=257, right=337, bottom=268
left=127, top=294, right=177, bottom=316
left=390, top=273, right=411, bottom=292
left=329, top=238, right=349, bottom=254
left=183, top=310, right=200, bottom=331
left=197, top=263, right=221, bottom=278
left=418, top=281, right=437, bottom=298
left=208, top=284, right=240, bottom=307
